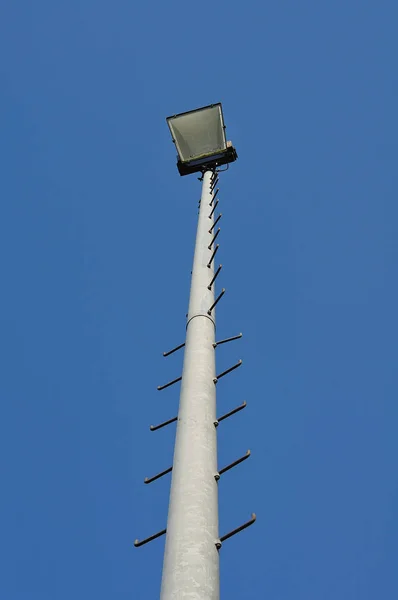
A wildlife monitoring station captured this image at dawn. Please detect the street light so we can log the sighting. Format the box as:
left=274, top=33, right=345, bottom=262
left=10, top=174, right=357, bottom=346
left=135, top=104, right=255, bottom=600
left=160, top=103, right=240, bottom=600
left=166, top=103, right=237, bottom=175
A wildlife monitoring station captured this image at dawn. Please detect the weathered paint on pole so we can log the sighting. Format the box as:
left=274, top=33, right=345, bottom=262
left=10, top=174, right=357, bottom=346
left=160, top=170, right=219, bottom=600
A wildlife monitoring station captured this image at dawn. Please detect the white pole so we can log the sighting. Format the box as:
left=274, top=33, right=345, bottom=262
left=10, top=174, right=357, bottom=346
left=160, top=170, right=220, bottom=600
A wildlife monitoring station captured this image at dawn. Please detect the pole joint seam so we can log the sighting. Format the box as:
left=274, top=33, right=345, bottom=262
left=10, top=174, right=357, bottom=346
left=186, top=313, right=215, bottom=330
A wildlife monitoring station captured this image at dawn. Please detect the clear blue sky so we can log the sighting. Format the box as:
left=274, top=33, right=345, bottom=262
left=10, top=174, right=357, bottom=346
left=1, top=2, right=397, bottom=599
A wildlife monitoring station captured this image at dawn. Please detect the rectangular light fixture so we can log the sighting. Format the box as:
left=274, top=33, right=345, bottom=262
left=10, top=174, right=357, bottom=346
left=167, top=103, right=237, bottom=176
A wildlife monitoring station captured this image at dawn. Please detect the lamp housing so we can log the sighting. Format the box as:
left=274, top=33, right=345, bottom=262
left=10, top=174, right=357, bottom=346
left=167, top=103, right=237, bottom=176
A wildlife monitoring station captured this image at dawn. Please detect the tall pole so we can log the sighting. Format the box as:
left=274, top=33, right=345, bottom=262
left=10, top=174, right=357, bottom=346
left=160, top=170, right=220, bottom=600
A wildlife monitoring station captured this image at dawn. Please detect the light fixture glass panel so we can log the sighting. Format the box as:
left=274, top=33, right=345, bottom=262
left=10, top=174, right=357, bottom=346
left=168, top=105, right=226, bottom=163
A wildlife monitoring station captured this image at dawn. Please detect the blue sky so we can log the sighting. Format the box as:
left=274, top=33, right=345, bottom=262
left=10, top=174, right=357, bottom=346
left=0, top=2, right=397, bottom=599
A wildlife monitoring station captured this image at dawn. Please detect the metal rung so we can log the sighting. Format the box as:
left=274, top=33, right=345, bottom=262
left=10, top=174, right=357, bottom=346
left=213, top=333, right=242, bottom=348
left=215, top=401, right=247, bottom=426
left=134, top=528, right=167, bottom=548
left=209, top=199, right=219, bottom=218
left=216, top=514, right=256, bottom=549
left=163, top=342, right=185, bottom=357
left=150, top=416, right=178, bottom=431
left=207, top=288, right=225, bottom=315
left=216, top=450, right=251, bottom=479
left=209, top=188, right=219, bottom=206
left=207, top=264, right=222, bottom=290
left=157, top=376, right=182, bottom=391
left=210, top=177, right=219, bottom=191
left=144, top=466, right=172, bottom=484
left=214, top=360, right=242, bottom=384
left=208, top=228, right=221, bottom=249
left=207, top=244, right=220, bottom=268
left=209, top=214, right=222, bottom=233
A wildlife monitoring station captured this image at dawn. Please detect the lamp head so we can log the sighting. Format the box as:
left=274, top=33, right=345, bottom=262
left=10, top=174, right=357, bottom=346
left=167, top=103, right=237, bottom=176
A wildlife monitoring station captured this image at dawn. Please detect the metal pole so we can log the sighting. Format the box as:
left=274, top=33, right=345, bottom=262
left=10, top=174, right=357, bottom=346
left=160, top=170, right=219, bottom=600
